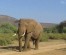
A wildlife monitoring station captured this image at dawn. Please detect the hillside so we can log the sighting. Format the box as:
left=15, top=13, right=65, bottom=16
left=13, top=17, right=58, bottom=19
left=41, top=23, right=57, bottom=28
left=0, top=15, right=57, bottom=28
left=0, top=15, right=16, bottom=26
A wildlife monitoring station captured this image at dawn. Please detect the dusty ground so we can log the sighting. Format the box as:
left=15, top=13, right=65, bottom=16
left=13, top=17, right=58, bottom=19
left=0, top=40, right=66, bottom=55
left=35, top=49, right=66, bottom=55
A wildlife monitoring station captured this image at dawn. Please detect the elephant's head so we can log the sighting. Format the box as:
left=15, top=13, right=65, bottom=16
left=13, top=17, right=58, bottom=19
left=17, top=19, right=35, bottom=36
left=18, top=19, right=27, bottom=37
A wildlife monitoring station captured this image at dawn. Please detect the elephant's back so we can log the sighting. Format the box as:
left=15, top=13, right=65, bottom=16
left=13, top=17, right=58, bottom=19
left=20, top=19, right=37, bottom=24
left=20, top=19, right=43, bottom=33
left=20, top=19, right=38, bottom=27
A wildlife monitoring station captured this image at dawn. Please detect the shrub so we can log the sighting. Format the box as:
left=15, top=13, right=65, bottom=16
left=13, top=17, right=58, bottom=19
left=40, top=33, right=66, bottom=42
left=40, top=33, right=49, bottom=42
left=48, top=33, right=61, bottom=39
left=61, top=33, right=66, bottom=40
left=0, top=33, right=18, bottom=46
left=0, top=37, right=11, bottom=46
left=0, top=23, right=17, bottom=33
left=63, top=27, right=66, bottom=33
left=49, top=33, right=66, bottom=40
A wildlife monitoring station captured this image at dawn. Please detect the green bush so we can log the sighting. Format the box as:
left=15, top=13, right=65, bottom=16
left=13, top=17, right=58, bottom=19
left=63, top=27, right=66, bottom=33
left=0, top=37, right=11, bottom=46
left=40, top=33, right=49, bottom=42
left=48, top=33, right=66, bottom=40
left=48, top=33, right=61, bottom=39
left=0, top=33, right=18, bottom=46
left=0, top=32, right=66, bottom=46
left=61, top=33, right=66, bottom=40
left=0, top=23, right=17, bottom=33
left=40, top=33, right=66, bottom=42
left=0, top=28, right=13, bottom=33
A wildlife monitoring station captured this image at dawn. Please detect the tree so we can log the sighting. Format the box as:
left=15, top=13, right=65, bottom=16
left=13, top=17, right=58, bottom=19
left=57, top=21, right=66, bottom=33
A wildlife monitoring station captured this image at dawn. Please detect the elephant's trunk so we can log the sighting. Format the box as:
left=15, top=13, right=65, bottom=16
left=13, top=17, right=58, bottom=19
left=18, top=32, right=26, bottom=52
left=19, top=36, right=22, bottom=52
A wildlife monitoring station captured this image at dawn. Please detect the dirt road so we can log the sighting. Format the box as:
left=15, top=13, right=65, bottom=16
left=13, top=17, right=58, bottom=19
left=0, top=40, right=66, bottom=55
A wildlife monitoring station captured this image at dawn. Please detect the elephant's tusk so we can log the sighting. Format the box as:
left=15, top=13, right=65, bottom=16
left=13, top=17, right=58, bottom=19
left=21, top=32, right=25, bottom=36
left=13, top=33, right=16, bottom=36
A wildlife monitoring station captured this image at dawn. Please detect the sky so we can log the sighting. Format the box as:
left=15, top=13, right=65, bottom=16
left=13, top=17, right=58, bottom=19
left=0, top=0, right=66, bottom=23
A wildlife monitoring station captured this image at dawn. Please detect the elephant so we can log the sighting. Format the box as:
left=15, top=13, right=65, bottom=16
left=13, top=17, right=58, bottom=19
left=17, top=19, right=43, bottom=52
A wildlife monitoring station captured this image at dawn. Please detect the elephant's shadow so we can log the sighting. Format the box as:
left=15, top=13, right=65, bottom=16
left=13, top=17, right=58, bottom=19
left=0, top=46, right=34, bottom=52
left=0, top=46, right=19, bottom=52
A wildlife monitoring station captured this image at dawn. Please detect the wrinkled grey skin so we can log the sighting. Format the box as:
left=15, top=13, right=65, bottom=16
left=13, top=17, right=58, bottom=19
left=17, top=19, right=43, bottom=52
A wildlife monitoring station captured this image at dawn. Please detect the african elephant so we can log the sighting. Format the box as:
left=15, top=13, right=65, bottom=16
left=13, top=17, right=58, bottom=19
left=17, top=19, right=43, bottom=52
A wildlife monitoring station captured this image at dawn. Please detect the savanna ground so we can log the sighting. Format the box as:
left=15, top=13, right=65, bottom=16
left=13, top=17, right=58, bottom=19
left=0, top=40, right=66, bottom=55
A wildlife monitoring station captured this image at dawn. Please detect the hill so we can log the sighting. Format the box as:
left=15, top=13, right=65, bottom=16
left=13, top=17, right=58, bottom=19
left=0, top=15, right=16, bottom=26
left=41, top=23, right=57, bottom=28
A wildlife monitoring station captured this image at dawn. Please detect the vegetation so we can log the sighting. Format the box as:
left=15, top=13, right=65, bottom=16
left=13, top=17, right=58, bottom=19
left=0, top=23, right=17, bottom=33
left=40, top=33, right=66, bottom=42
left=44, top=26, right=58, bottom=33
left=0, top=33, right=18, bottom=46
left=41, top=21, right=66, bottom=42
left=63, top=27, right=66, bottom=33
left=0, top=23, right=18, bottom=46
left=44, top=23, right=66, bottom=33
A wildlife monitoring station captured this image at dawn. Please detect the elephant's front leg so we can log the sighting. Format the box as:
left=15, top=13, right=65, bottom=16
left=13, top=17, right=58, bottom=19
left=24, top=34, right=31, bottom=51
left=27, top=41, right=31, bottom=50
left=18, top=36, right=22, bottom=52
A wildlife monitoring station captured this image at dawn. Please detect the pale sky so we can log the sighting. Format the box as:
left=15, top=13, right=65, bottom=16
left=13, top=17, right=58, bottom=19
left=0, top=0, right=66, bottom=23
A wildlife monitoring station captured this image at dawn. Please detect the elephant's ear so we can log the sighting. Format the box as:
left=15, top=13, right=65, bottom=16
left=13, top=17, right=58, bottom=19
left=26, top=24, right=34, bottom=33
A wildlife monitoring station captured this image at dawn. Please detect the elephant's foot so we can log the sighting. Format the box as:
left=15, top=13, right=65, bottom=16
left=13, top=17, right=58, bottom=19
left=28, top=48, right=31, bottom=50
left=23, top=48, right=31, bottom=51
left=23, top=49, right=27, bottom=51
left=27, top=46, right=31, bottom=50
left=34, top=48, right=38, bottom=50
left=19, top=49, right=22, bottom=52
left=19, top=47, right=22, bottom=52
left=23, top=48, right=28, bottom=51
